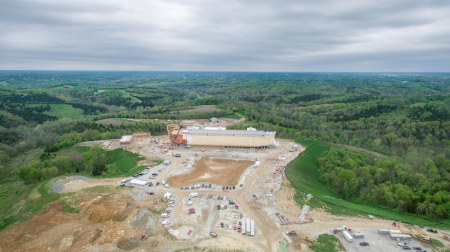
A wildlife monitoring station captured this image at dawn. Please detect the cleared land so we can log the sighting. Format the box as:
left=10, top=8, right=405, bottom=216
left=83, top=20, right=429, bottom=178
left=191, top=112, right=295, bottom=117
left=166, top=157, right=253, bottom=187
left=170, top=105, right=219, bottom=114
left=26, top=103, right=84, bottom=119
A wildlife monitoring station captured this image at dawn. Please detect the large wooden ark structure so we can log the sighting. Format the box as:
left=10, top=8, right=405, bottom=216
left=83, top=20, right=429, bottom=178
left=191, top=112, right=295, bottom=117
left=167, top=124, right=277, bottom=149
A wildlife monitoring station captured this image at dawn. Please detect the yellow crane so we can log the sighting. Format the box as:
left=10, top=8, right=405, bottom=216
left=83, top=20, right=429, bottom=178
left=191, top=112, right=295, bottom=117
left=409, top=229, right=430, bottom=242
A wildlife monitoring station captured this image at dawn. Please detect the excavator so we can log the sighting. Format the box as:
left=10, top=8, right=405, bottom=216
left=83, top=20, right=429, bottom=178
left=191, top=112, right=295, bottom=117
left=409, top=229, right=431, bottom=242
left=304, top=235, right=314, bottom=243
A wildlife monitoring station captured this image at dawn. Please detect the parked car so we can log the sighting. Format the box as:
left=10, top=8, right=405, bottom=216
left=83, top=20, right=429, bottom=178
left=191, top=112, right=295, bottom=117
left=427, top=228, right=438, bottom=233
left=187, top=230, right=192, bottom=235
left=412, top=247, right=422, bottom=250
left=220, top=222, right=224, bottom=228
left=403, top=246, right=412, bottom=250
left=360, top=242, right=369, bottom=246
left=210, top=232, right=217, bottom=237
left=222, top=187, right=225, bottom=190
left=398, top=243, right=408, bottom=246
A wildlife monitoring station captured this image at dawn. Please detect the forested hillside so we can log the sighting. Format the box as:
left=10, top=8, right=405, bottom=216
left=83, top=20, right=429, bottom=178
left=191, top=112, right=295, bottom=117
left=1, top=71, right=450, bottom=227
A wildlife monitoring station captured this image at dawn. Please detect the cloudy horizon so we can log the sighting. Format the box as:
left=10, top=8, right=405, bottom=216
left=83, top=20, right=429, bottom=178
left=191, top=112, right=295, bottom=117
left=1, top=0, right=449, bottom=72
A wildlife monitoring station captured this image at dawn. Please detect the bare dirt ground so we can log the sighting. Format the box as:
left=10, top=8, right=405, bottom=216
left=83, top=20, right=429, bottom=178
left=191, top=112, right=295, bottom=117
left=59, top=178, right=122, bottom=193
left=166, top=157, right=254, bottom=187
left=96, top=118, right=143, bottom=125
left=2, top=132, right=450, bottom=252
left=170, top=105, right=219, bottom=114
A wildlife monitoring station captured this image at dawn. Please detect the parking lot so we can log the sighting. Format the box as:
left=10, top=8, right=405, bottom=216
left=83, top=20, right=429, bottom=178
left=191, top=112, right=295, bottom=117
left=334, top=228, right=427, bottom=252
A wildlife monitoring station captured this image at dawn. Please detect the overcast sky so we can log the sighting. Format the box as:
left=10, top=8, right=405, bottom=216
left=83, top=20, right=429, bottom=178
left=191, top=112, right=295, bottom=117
left=1, top=0, right=449, bottom=71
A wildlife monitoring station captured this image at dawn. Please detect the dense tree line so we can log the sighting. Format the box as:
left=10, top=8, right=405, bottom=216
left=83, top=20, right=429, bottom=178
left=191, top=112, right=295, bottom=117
left=0, top=93, right=65, bottom=104
left=319, top=148, right=450, bottom=219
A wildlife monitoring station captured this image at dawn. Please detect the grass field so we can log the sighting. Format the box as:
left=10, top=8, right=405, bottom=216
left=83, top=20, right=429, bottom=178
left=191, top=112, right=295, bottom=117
left=309, top=234, right=344, bottom=252
left=286, top=140, right=450, bottom=229
left=25, top=103, right=84, bottom=119
left=0, top=181, right=60, bottom=230
left=71, top=146, right=150, bottom=177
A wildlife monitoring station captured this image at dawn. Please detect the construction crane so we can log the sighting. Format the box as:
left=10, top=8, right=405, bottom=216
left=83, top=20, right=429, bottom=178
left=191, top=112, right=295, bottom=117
left=409, top=229, right=431, bottom=242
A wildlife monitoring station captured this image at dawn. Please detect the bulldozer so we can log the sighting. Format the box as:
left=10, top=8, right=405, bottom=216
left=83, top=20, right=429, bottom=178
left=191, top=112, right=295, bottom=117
left=304, top=235, right=314, bottom=243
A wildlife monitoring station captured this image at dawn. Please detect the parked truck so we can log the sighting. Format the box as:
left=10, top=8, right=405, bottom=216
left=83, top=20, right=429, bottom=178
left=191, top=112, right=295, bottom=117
left=189, top=193, right=198, bottom=198
left=250, top=219, right=255, bottom=236
left=241, top=218, right=246, bottom=234
left=246, top=218, right=251, bottom=236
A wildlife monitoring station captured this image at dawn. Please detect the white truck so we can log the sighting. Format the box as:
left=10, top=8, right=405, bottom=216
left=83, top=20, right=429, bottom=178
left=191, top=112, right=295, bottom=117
left=250, top=219, right=255, bottom=236
left=161, top=213, right=170, bottom=218
left=246, top=218, right=251, bottom=236
left=241, top=218, right=246, bottom=234
left=189, top=193, right=198, bottom=198
left=162, top=219, right=170, bottom=225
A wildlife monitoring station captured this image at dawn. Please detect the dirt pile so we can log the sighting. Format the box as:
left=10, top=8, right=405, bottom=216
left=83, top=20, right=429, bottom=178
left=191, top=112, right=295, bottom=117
left=81, top=194, right=134, bottom=223
left=117, top=237, right=140, bottom=250
left=0, top=203, right=75, bottom=251
left=130, top=208, right=159, bottom=235
left=166, top=157, right=254, bottom=186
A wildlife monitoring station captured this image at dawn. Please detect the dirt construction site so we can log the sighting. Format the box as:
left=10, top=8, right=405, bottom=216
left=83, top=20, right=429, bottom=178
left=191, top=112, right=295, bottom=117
left=1, top=119, right=450, bottom=252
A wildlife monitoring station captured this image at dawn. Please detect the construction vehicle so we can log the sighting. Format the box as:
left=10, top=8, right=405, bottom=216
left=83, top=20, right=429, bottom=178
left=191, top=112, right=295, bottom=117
left=304, top=235, right=314, bottom=242
left=141, top=234, right=148, bottom=240
left=409, top=229, right=431, bottom=242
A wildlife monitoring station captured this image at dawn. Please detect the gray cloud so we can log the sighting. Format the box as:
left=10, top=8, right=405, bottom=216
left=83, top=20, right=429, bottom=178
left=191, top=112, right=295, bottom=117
left=0, top=0, right=449, bottom=71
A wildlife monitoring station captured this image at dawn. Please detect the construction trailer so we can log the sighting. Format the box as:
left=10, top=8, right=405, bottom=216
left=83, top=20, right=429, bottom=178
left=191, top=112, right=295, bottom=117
left=246, top=218, right=251, bottom=236
left=378, top=229, right=390, bottom=235
left=250, top=219, right=255, bottom=236
left=342, top=231, right=354, bottom=243
left=331, top=227, right=347, bottom=234
left=389, top=234, right=411, bottom=241
left=353, top=232, right=364, bottom=239
left=129, top=179, right=148, bottom=187
left=390, top=230, right=401, bottom=234
left=241, top=218, right=246, bottom=234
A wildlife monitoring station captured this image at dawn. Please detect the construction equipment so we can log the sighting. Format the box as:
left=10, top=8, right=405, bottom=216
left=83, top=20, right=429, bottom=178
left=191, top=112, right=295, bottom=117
left=409, top=229, right=431, bottom=242
left=304, top=235, right=314, bottom=242
left=141, top=234, right=148, bottom=240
